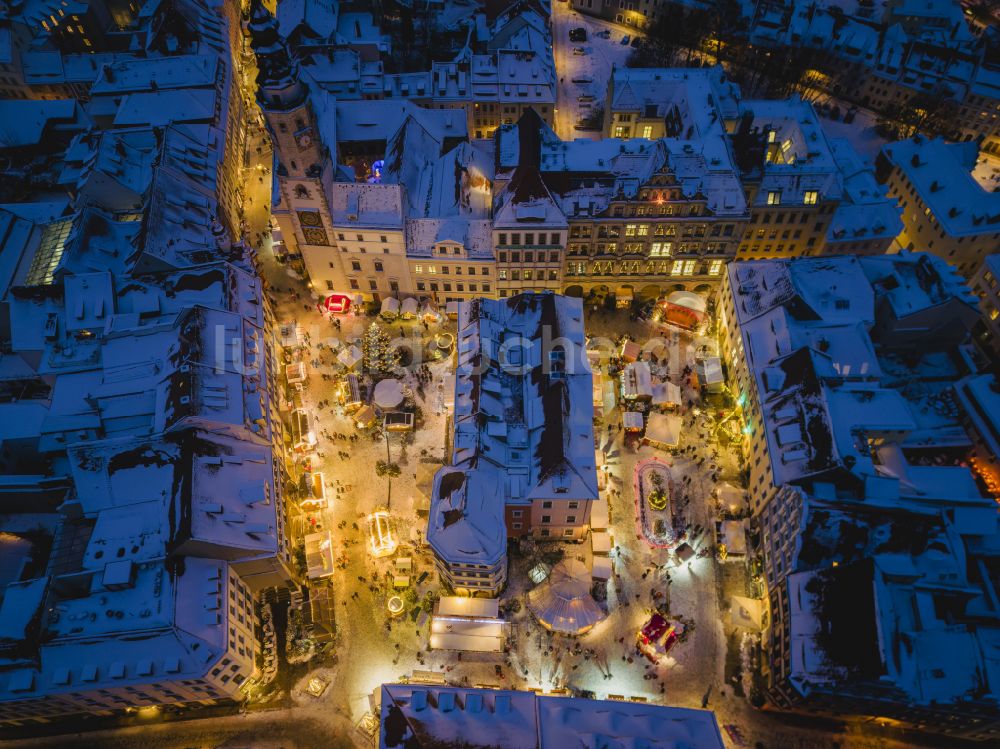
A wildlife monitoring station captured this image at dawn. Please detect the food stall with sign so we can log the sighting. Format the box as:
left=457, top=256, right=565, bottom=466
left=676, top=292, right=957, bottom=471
left=622, top=361, right=653, bottom=401
left=280, top=322, right=304, bottom=350
left=637, top=613, right=683, bottom=662
left=300, top=471, right=327, bottom=510
left=380, top=297, right=400, bottom=320
left=659, top=291, right=707, bottom=331
left=400, top=297, right=418, bottom=319
left=290, top=408, right=317, bottom=452
left=304, top=531, right=335, bottom=580
left=615, top=285, right=634, bottom=309
left=321, top=293, right=352, bottom=316
left=285, top=361, right=307, bottom=387
left=339, top=373, right=363, bottom=410
left=623, top=411, right=644, bottom=433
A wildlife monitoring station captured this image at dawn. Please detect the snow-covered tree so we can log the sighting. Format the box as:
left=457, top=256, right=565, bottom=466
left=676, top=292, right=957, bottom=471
left=362, top=322, right=399, bottom=378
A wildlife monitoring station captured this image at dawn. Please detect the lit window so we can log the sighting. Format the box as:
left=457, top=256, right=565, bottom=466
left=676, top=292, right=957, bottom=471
left=637, top=224, right=649, bottom=237
left=613, top=126, right=627, bottom=138
left=650, top=242, right=672, bottom=257
left=427, top=265, right=437, bottom=274
left=641, top=125, right=653, bottom=139
left=682, top=260, right=696, bottom=275
left=671, top=260, right=684, bottom=275
left=803, top=190, right=818, bottom=205
left=767, top=191, right=781, bottom=206
left=414, top=265, right=423, bottom=273
left=708, top=260, right=723, bottom=275
left=625, top=224, right=637, bottom=237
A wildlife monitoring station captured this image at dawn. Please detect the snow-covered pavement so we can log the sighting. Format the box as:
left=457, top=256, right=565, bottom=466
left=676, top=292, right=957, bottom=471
left=551, top=0, right=635, bottom=139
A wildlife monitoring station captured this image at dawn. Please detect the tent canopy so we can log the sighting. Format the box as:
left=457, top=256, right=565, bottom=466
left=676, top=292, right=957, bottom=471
left=665, top=290, right=706, bottom=313
left=592, top=556, right=613, bottom=581
left=338, top=344, right=363, bottom=369
left=590, top=497, right=610, bottom=531
left=591, top=530, right=612, bottom=555
left=719, top=520, right=748, bottom=556
left=623, top=411, right=644, bottom=431
left=623, top=361, right=652, bottom=399
left=400, top=297, right=418, bottom=317
left=380, top=297, right=400, bottom=316
left=373, top=378, right=404, bottom=409
left=645, top=412, right=682, bottom=448
left=527, top=559, right=606, bottom=635
left=651, top=381, right=681, bottom=407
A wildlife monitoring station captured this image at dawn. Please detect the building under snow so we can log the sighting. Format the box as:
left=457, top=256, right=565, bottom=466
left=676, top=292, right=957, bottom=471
left=427, top=293, right=598, bottom=596
left=719, top=253, right=1000, bottom=739
left=0, top=0, right=293, bottom=726
left=379, top=683, right=726, bottom=749
left=877, top=137, right=1000, bottom=279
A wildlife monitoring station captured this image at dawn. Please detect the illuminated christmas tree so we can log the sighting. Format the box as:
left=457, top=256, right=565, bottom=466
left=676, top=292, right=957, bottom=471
left=362, top=322, right=399, bottom=378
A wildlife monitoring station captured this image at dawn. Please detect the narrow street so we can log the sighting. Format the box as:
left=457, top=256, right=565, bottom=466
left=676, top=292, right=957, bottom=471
left=551, top=0, right=635, bottom=139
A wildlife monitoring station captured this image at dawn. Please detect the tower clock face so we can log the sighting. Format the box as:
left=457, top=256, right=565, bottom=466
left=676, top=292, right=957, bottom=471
left=295, top=127, right=314, bottom=150
left=298, top=210, right=321, bottom=227
left=297, top=211, right=329, bottom=245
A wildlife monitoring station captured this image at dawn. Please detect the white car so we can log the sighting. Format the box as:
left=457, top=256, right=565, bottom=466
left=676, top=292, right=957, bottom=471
left=573, top=46, right=587, bottom=55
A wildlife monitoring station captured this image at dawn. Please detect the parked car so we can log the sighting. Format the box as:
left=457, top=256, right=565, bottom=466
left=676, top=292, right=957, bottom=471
left=572, top=46, right=587, bottom=55
left=569, top=27, right=587, bottom=42
left=630, top=36, right=642, bottom=47
left=596, top=29, right=611, bottom=38
left=620, top=34, right=630, bottom=45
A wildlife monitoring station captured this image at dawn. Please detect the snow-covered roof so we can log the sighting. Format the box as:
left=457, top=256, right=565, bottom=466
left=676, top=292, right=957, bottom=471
left=380, top=684, right=726, bottom=748
left=277, top=0, right=340, bottom=43
left=428, top=294, right=598, bottom=566
left=331, top=97, right=467, bottom=152
left=740, top=98, right=843, bottom=206
left=90, top=54, right=218, bottom=95
left=826, top=138, right=902, bottom=244
left=0, top=99, right=89, bottom=148
left=954, top=375, right=1000, bottom=462
left=609, top=66, right=741, bottom=133
left=880, top=137, right=1000, bottom=238
left=728, top=253, right=983, bottom=494
left=325, top=182, right=404, bottom=228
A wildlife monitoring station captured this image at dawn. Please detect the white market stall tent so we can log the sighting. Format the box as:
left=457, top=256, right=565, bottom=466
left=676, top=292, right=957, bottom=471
left=527, top=559, right=606, bottom=635
left=400, top=297, right=418, bottom=318
left=373, top=378, right=405, bottom=410
left=590, top=497, right=610, bottom=531
left=337, top=344, right=363, bottom=370
left=622, top=361, right=653, bottom=401
left=645, top=412, right=682, bottom=449
left=304, top=531, right=335, bottom=579
left=699, top=357, right=724, bottom=392
left=592, top=557, right=613, bottom=581
left=651, top=381, right=681, bottom=408
left=429, top=597, right=505, bottom=652
left=380, top=297, right=400, bottom=318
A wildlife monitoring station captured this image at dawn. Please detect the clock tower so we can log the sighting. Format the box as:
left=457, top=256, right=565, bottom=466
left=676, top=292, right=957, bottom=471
left=247, top=0, right=323, bottom=178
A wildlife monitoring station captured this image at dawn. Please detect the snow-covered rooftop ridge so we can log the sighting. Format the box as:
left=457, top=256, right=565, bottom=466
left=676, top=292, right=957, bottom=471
left=610, top=65, right=741, bottom=135
left=325, top=181, right=404, bottom=227
left=880, top=136, right=1000, bottom=237
left=428, top=293, right=598, bottom=565
left=380, top=683, right=727, bottom=748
